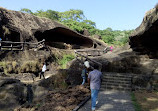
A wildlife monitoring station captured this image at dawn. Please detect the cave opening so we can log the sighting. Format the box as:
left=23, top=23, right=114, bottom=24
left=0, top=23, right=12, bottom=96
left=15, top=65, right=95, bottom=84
left=130, top=20, right=158, bottom=58
left=94, top=43, right=97, bottom=48
left=34, top=27, right=93, bottom=49
left=141, top=25, right=158, bottom=52
left=1, top=28, right=20, bottom=42
left=1, top=28, right=20, bottom=46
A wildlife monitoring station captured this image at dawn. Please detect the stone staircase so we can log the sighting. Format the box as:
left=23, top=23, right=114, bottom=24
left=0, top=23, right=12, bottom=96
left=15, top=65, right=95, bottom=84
left=74, top=49, right=134, bottom=91
left=100, top=72, right=132, bottom=91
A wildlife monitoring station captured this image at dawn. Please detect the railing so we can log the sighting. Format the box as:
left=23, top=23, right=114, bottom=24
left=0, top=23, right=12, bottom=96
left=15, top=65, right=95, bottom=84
left=74, top=50, right=102, bottom=71
left=75, top=47, right=112, bottom=57
left=76, top=49, right=104, bottom=57
left=0, top=39, right=45, bottom=51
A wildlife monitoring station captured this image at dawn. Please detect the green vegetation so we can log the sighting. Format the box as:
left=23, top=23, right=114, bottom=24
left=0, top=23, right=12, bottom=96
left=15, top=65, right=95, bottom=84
left=35, top=104, right=41, bottom=109
left=20, top=61, right=40, bottom=73
left=0, top=61, right=18, bottom=74
left=58, top=54, right=75, bottom=69
left=131, top=92, right=142, bottom=111
left=20, top=8, right=133, bottom=46
left=0, top=51, right=75, bottom=74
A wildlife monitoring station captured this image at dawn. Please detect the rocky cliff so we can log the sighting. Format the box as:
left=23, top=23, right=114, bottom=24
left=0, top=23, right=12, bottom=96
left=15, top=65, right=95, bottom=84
left=129, top=4, right=158, bottom=58
left=0, top=7, right=105, bottom=49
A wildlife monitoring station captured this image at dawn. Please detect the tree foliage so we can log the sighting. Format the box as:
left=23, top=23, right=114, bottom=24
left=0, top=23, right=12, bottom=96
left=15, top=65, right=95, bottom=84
left=59, top=9, right=85, bottom=22
left=20, top=8, right=33, bottom=14
left=58, top=9, right=96, bottom=33
left=20, top=8, right=133, bottom=46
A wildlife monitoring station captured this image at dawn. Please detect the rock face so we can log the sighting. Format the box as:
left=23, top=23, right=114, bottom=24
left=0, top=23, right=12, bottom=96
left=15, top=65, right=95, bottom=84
left=0, top=7, right=106, bottom=49
left=129, top=5, right=158, bottom=58
left=93, top=35, right=102, bottom=40
left=0, top=78, right=27, bottom=110
left=83, top=29, right=90, bottom=36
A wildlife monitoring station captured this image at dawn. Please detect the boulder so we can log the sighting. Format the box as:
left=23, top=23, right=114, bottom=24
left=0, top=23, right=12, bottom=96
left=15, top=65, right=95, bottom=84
left=93, top=35, right=102, bottom=40
left=0, top=78, right=27, bottom=110
left=0, top=7, right=106, bottom=49
left=83, top=29, right=90, bottom=36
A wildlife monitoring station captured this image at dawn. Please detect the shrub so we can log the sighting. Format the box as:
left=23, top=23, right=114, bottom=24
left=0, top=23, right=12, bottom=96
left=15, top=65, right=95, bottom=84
left=131, top=92, right=141, bottom=111
left=0, top=61, right=14, bottom=74
left=58, top=54, right=75, bottom=69
left=0, top=60, right=41, bottom=74
left=21, top=61, right=40, bottom=73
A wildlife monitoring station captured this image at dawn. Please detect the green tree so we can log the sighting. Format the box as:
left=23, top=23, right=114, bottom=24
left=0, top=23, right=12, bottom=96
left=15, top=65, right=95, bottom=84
left=20, top=8, right=33, bottom=14
left=106, top=27, right=113, bottom=32
left=20, top=8, right=60, bottom=21
left=19, top=8, right=133, bottom=46
left=46, top=10, right=60, bottom=21
left=59, top=9, right=85, bottom=22
left=59, top=9, right=96, bottom=33
left=34, top=10, right=60, bottom=21
left=102, top=35, right=115, bottom=44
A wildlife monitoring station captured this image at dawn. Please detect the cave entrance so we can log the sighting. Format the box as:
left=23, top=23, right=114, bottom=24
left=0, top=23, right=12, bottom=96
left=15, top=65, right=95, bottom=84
left=1, top=27, right=20, bottom=42
left=1, top=28, right=21, bottom=47
left=34, top=27, right=93, bottom=49
left=142, top=27, right=158, bottom=50
left=130, top=20, right=158, bottom=58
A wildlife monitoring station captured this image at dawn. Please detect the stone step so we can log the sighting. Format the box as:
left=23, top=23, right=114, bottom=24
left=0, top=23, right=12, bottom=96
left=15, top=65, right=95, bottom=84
left=102, top=73, right=132, bottom=78
left=102, top=76, right=131, bottom=81
left=102, top=80, right=131, bottom=84
left=100, top=72, right=132, bottom=91
left=101, top=83, right=131, bottom=88
left=100, top=86, right=131, bottom=91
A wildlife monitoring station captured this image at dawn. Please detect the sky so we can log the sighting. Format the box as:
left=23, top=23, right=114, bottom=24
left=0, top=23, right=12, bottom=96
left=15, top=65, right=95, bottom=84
left=0, top=0, right=157, bottom=30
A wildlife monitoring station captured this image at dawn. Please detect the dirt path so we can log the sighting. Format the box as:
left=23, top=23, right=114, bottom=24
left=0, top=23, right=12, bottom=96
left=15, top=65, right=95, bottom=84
left=78, top=90, right=135, bottom=111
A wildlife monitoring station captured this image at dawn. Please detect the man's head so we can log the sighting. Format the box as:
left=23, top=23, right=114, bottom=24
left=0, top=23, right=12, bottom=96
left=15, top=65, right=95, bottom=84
left=93, top=64, right=99, bottom=70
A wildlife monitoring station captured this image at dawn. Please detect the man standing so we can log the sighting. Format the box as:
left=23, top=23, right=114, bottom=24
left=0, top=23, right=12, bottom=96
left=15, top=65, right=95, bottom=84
left=88, top=64, right=102, bottom=111
left=81, top=66, right=87, bottom=85
left=40, top=63, right=46, bottom=79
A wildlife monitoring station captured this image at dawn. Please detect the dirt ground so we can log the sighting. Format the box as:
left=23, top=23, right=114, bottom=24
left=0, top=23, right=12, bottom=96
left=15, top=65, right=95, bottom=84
left=15, top=85, right=90, bottom=111
left=134, top=91, right=158, bottom=111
